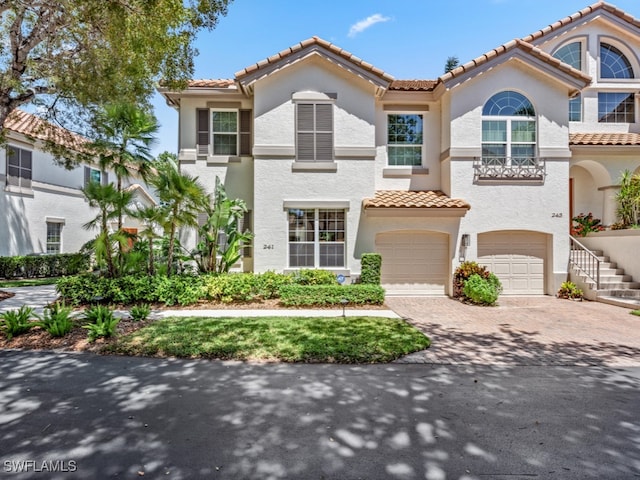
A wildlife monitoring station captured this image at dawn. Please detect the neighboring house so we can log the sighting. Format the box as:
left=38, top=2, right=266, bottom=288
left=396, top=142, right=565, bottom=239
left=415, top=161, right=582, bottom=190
left=158, top=2, right=640, bottom=296
left=0, top=110, right=156, bottom=257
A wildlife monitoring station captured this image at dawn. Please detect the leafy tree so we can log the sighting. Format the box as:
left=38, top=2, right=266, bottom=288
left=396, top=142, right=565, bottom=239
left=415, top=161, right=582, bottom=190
left=151, top=153, right=208, bottom=275
left=193, top=177, right=252, bottom=273
left=0, top=0, right=232, bottom=133
left=444, top=56, right=460, bottom=73
left=82, top=181, right=133, bottom=278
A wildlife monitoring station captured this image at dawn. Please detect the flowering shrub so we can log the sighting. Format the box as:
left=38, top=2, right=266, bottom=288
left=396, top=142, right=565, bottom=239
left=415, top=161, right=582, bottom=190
left=571, top=213, right=605, bottom=237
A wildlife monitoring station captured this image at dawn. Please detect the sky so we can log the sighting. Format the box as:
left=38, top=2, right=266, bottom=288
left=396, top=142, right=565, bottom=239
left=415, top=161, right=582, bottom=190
left=150, top=0, right=640, bottom=157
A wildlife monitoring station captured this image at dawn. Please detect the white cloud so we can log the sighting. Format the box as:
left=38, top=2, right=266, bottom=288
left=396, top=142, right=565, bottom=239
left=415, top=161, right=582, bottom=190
left=348, top=13, right=391, bottom=38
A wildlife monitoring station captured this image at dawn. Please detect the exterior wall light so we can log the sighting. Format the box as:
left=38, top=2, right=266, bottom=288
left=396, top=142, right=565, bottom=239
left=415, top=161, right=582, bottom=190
left=461, top=234, right=471, bottom=247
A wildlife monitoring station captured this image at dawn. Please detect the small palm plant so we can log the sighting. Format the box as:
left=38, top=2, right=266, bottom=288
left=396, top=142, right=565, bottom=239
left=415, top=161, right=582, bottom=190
left=82, top=305, right=120, bottom=342
left=0, top=306, right=37, bottom=340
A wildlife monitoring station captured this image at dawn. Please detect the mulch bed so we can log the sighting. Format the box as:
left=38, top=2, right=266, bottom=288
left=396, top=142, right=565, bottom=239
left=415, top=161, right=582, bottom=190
left=0, top=290, right=15, bottom=302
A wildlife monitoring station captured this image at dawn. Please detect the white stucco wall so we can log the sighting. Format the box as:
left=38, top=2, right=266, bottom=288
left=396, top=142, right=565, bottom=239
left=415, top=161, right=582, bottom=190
left=581, top=229, right=640, bottom=284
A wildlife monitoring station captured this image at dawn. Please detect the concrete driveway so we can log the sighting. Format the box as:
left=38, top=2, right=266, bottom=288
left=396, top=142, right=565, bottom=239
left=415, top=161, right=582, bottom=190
left=387, top=296, right=640, bottom=367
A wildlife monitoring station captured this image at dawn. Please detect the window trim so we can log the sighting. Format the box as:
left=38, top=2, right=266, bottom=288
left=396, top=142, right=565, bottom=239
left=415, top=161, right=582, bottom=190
left=597, top=91, right=636, bottom=123
left=46, top=220, right=63, bottom=254
left=6, top=145, right=32, bottom=190
left=210, top=108, right=239, bottom=157
left=287, top=208, right=346, bottom=269
left=386, top=112, right=424, bottom=167
left=599, top=40, right=636, bottom=81
left=551, top=39, right=584, bottom=71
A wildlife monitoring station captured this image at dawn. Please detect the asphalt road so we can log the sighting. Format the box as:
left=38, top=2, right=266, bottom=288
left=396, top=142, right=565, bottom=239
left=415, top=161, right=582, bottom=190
left=1, top=350, right=639, bottom=479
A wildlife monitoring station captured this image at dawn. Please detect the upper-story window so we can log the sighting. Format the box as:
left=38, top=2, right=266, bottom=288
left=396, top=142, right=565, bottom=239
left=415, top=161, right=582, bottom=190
left=600, top=43, right=634, bottom=79
left=481, top=91, right=536, bottom=166
left=553, top=41, right=582, bottom=70
left=387, top=114, right=423, bottom=166
left=6, top=145, right=32, bottom=189
left=598, top=92, right=635, bottom=123
left=84, top=166, right=108, bottom=187
left=296, top=103, right=333, bottom=162
left=569, top=94, right=582, bottom=122
left=196, top=108, right=252, bottom=157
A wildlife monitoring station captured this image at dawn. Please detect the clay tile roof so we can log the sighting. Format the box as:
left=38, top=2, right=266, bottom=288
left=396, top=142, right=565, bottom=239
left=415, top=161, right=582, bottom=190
left=389, top=80, right=437, bottom=91
left=521, top=2, right=640, bottom=44
left=440, top=39, right=591, bottom=85
left=363, top=190, right=470, bottom=210
left=570, top=132, right=640, bottom=146
left=4, top=109, right=89, bottom=152
left=235, top=36, right=395, bottom=83
left=186, top=79, right=236, bottom=88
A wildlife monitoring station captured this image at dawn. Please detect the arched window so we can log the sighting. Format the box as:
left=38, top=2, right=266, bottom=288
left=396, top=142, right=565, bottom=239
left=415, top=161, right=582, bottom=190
left=482, top=91, right=536, bottom=166
left=600, top=43, right=634, bottom=79
left=553, top=42, right=582, bottom=70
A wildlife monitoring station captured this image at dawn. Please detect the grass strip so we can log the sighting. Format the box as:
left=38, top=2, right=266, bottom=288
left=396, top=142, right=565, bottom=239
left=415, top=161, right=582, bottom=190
left=104, top=316, right=430, bottom=363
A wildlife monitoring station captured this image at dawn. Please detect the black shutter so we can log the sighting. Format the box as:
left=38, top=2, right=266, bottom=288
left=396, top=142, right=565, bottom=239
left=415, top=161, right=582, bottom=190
left=196, top=108, right=210, bottom=156
left=84, top=166, right=90, bottom=186
left=239, top=109, right=252, bottom=156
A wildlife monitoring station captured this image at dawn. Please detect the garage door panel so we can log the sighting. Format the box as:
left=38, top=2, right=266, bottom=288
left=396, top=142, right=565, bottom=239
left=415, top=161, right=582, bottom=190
left=376, top=232, right=448, bottom=295
left=478, top=232, right=546, bottom=295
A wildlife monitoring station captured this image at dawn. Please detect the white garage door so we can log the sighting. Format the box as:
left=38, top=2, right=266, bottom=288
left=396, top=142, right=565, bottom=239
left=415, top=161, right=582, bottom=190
left=376, top=231, right=448, bottom=295
left=478, top=231, right=546, bottom=295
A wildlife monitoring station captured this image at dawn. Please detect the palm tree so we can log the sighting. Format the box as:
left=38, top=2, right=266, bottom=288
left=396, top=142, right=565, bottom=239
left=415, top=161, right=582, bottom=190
left=131, top=205, right=164, bottom=275
left=151, top=154, right=208, bottom=275
left=444, top=56, right=460, bottom=73
left=92, top=102, right=159, bottom=234
left=82, top=181, right=134, bottom=278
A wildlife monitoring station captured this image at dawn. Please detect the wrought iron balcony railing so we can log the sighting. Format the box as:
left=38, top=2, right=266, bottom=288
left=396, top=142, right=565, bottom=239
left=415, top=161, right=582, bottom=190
left=473, top=157, right=546, bottom=182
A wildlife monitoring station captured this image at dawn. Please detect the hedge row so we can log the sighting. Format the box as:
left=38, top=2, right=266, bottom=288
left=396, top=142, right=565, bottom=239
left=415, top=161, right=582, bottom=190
left=279, top=285, right=385, bottom=307
left=0, top=253, right=90, bottom=279
left=56, top=270, right=377, bottom=307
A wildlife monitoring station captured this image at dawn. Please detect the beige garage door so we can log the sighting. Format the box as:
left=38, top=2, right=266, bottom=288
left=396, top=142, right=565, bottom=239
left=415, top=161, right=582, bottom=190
left=478, top=231, right=546, bottom=295
left=376, top=231, right=448, bottom=295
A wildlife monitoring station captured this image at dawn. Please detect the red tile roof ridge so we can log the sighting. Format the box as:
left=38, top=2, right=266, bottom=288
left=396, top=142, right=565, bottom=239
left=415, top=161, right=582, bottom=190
left=234, top=36, right=395, bottom=83
left=570, top=132, right=640, bottom=146
left=186, top=79, right=236, bottom=88
left=363, top=190, right=470, bottom=209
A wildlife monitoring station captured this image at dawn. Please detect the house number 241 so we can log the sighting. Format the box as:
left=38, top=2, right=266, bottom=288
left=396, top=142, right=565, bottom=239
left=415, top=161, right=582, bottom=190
left=263, top=244, right=275, bottom=250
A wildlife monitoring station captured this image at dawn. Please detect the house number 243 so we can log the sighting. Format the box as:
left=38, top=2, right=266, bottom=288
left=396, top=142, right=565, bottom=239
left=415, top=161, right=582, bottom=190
left=552, top=213, right=563, bottom=218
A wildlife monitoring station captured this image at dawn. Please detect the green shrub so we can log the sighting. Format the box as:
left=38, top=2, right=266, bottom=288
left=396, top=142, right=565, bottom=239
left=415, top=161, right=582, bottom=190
left=279, top=284, right=385, bottom=307
left=291, top=269, right=339, bottom=285
left=453, top=261, right=492, bottom=298
left=38, top=302, right=74, bottom=337
left=129, top=304, right=151, bottom=322
left=557, top=281, right=583, bottom=300
left=360, top=253, right=382, bottom=285
left=462, top=273, right=502, bottom=306
left=0, top=306, right=37, bottom=340
left=82, top=305, right=119, bottom=342
left=255, top=271, right=294, bottom=299
left=0, top=253, right=90, bottom=279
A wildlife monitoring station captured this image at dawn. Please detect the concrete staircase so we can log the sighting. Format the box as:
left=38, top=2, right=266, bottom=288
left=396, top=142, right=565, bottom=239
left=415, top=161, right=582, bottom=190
left=570, top=248, right=640, bottom=309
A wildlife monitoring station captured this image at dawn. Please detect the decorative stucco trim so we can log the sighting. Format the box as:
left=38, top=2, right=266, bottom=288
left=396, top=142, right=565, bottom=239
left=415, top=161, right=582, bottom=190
left=291, top=92, right=337, bottom=101
left=206, top=101, right=243, bottom=108
left=383, top=167, right=429, bottom=177
left=448, top=147, right=481, bottom=159
left=364, top=208, right=467, bottom=218
left=291, top=161, right=338, bottom=172
left=334, top=147, right=376, bottom=159
left=538, top=147, right=572, bottom=158
left=253, top=145, right=296, bottom=158
left=383, top=104, right=430, bottom=112
left=283, top=200, right=350, bottom=210
left=178, top=149, right=197, bottom=161
left=45, top=216, right=66, bottom=224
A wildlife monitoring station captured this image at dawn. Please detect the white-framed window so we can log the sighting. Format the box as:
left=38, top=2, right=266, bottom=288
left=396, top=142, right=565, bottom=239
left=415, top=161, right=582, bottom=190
left=598, top=92, right=635, bottom=123
left=387, top=114, right=423, bottom=166
left=196, top=108, right=252, bottom=157
left=84, top=166, right=107, bottom=186
left=600, top=42, right=634, bottom=79
left=552, top=41, right=582, bottom=71
left=6, top=145, right=32, bottom=189
left=481, top=91, right=536, bottom=166
left=569, top=94, right=582, bottom=122
left=288, top=208, right=345, bottom=268
left=46, top=222, right=62, bottom=254
left=296, top=103, right=333, bottom=162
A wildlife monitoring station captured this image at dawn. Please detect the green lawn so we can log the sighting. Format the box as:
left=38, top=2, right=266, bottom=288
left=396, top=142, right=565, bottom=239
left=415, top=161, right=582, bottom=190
left=105, top=316, right=430, bottom=363
left=0, top=277, right=59, bottom=288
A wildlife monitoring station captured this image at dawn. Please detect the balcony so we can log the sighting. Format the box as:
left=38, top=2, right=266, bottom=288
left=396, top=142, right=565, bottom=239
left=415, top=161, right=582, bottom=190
left=473, top=157, right=546, bottom=183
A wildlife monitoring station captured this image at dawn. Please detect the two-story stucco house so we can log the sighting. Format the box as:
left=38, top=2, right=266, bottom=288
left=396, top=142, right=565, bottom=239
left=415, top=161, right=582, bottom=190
left=159, top=2, right=640, bottom=296
left=1, top=110, right=156, bottom=257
